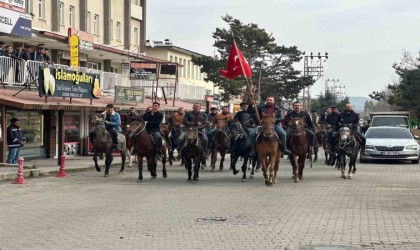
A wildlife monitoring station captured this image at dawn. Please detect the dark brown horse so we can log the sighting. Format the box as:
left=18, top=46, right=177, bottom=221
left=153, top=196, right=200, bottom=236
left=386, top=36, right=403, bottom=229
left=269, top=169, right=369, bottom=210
left=255, top=114, right=281, bottom=186
left=210, top=119, right=229, bottom=172
left=160, top=123, right=174, bottom=166
left=89, top=114, right=129, bottom=176
left=288, top=118, right=310, bottom=183
left=182, top=128, right=203, bottom=181
left=128, top=120, right=167, bottom=182
left=318, top=123, right=331, bottom=165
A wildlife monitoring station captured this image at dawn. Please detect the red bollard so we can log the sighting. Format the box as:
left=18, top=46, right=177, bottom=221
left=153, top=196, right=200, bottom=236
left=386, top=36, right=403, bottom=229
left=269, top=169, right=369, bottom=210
left=56, top=155, right=68, bottom=178
left=13, top=157, right=27, bottom=184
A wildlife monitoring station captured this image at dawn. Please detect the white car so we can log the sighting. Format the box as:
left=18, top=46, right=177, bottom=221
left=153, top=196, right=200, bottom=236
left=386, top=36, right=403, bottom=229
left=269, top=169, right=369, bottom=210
left=360, top=126, right=420, bottom=164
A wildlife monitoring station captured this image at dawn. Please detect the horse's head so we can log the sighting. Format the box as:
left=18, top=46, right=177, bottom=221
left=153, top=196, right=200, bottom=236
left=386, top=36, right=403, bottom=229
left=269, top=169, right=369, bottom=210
left=260, top=114, right=276, bottom=138
left=160, top=123, right=170, bottom=135
left=216, top=119, right=226, bottom=132
left=339, top=126, right=352, bottom=141
left=289, top=118, right=305, bottom=136
left=126, top=120, right=145, bottom=136
left=90, top=113, right=105, bottom=127
left=185, top=128, right=199, bottom=145
left=228, top=120, right=246, bottom=141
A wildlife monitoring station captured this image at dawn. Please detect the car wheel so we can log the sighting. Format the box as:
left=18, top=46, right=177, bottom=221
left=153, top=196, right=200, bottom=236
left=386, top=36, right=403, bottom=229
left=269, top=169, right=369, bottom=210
left=411, top=159, right=419, bottom=164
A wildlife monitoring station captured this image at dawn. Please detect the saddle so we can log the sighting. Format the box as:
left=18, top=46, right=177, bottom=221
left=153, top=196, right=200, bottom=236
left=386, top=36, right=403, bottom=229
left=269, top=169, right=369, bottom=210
left=256, top=126, right=280, bottom=143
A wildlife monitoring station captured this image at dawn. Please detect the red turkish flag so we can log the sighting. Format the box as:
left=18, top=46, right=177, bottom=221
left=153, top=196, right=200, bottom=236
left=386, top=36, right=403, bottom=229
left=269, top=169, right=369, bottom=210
left=220, top=42, right=252, bottom=80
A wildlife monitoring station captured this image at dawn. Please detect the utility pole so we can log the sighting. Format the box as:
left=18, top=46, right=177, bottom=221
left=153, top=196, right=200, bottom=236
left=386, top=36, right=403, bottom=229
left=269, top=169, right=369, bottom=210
left=303, top=52, right=328, bottom=110
left=325, top=78, right=346, bottom=101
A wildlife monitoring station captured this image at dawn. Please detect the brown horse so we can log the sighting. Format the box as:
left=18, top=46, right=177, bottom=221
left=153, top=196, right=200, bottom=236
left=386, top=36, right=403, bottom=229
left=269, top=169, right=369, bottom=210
left=210, top=119, right=229, bottom=172
left=160, top=123, right=175, bottom=166
left=318, top=123, right=331, bottom=165
left=255, top=114, right=281, bottom=186
left=89, top=114, right=129, bottom=176
left=128, top=120, right=167, bottom=182
left=182, top=128, right=203, bottom=181
left=288, top=118, right=309, bottom=183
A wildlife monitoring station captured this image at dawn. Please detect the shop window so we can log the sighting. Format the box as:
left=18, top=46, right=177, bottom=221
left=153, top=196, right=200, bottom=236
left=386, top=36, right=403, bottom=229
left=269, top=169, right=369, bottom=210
left=64, top=114, right=81, bottom=156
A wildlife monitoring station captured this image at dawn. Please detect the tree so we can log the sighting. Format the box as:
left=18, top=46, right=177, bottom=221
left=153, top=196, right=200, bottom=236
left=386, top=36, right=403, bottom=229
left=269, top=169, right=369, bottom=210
left=192, top=15, right=311, bottom=103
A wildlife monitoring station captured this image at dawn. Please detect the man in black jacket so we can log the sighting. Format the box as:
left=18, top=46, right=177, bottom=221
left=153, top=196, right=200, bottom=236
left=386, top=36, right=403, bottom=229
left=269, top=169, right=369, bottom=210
left=183, top=103, right=209, bottom=159
left=331, top=103, right=366, bottom=152
left=7, top=118, right=26, bottom=164
left=143, top=102, right=164, bottom=159
left=325, top=106, right=340, bottom=149
left=284, top=101, right=315, bottom=152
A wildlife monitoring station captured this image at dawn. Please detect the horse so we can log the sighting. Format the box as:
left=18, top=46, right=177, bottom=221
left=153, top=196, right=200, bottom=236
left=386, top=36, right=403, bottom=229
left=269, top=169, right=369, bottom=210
left=228, top=120, right=252, bottom=181
left=255, top=114, right=281, bottom=186
left=127, top=120, right=167, bottom=182
left=318, top=123, right=331, bottom=165
left=288, top=118, right=310, bottom=183
left=335, top=125, right=360, bottom=179
left=182, top=128, right=203, bottom=181
left=210, top=119, right=229, bottom=172
left=160, top=123, right=174, bottom=165
left=89, top=114, right=129, bottom=176
left=312, top=124, right=320, bottom=162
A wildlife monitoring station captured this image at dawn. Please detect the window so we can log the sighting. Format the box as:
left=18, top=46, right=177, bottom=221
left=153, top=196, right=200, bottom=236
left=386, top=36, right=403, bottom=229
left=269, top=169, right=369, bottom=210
left=88, top=62, right=99, bottom=70
left=38, top=0, right=44, bottom=18
left=188, top=61, right=191, bottom=78
left=133, top=27, right=138, bottom=46
left=170, top=55, right=173, bottom=62
left=69, top=5, right=75, bottom=27
left=179, top=58, right=182, bottom=76
left=86, top=11, right=91, bottom=33
left=110, top=19, right=113, bottom=40
left=59, top=2, right=64, bottom=25
left=116, top=21, right=121, bottom=41
left=94, top=14, right=99, bottom=34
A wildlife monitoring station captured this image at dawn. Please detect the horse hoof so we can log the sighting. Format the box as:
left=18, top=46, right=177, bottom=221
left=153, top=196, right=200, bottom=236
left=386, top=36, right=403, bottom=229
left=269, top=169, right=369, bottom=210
left=219, top=168, right=223, bottom=172
left=137, top=179, right=143, bottom=183
left=265, top=181, right=273, bottom=187
left=233, top=170, right=239, bottom=175
left=250, top=175, right=254, bottom=179
left=201, top=166, right=204, bottom=170
left=241, top=178, right=246, bottom=182
left=247, top=166, right=251, bottom=170
left=163, top=174, right=168, bottom=179
left=95, top=167, right=101, bottom=172
left=187, top=179, right=192, bottom=182
left=211, top=168, right=215, bottom=172
left=119, top=170, right=124, bottom=174
left=104, top=174, right=109, bottom=177
left=193, top=177, right=199, bottom=182
left=341, top=175, right=346, bottom=179
left=294, top=178, right=299, bottom=183
left=273, top=179, right=278, bottom=184
left=347, top=175, right=352, bottom=179
left=151, top=176, right=157, bottom=179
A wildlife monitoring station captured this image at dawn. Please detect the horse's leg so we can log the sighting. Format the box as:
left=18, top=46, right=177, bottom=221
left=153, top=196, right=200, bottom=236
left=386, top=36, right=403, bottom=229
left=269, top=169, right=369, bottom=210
left=258, top=153, right=269, bottom=185
left=127, top=149, right=133, bottom=168
left=339, top=154, right=346, bottom=179
left=298, top=155, right=305, bottom=180
left=241, top=155, right=249, bottom=182
left=291, top=155, right=299, bottom=183
left=119, top=150, right=126, bottom=174
left=186, top=158, right=193, bottom=181
left=273, top=152, right=281, bottom=184
left=137, top=154, right=143, bottom=182
left=104, top=153, right=112, bottom=177
left=219, top=150, right=225, bottom=171
left=230, top=152, right=240, bottom=175
left=161, top=146, right=168, bottom=178
left=148, top=157, right=157, bottom=179
left=93, top=152, right=101, bottom=172
left=314, top=146, right=318, bottom=162
left=210, top=149, right=217, bottom=172
left=193, top=157, right=200, bottom=181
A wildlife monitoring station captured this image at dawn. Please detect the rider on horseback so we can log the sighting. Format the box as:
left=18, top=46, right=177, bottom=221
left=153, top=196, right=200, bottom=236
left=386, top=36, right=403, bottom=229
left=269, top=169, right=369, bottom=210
left=167, top=107, right=186, bottom=160
left=182, top=103, right=209, bottom=160
left=249, top=97, right=291, bottom=156
left=234, top=102, right=257, bottom=133
left=325, top=106, right=340, bottom=150
left=101, top=103, right=122, bottom=151
left=284, top=101, right=315, bottom=154
left=207, top=106, right=234, bottom=151
left=143, top=102, right=164, bottom=160
left=330, top=103, right=366, bottom=153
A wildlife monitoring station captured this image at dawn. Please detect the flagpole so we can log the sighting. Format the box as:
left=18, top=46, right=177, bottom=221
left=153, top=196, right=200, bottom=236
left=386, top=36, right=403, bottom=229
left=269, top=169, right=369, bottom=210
left=233, top=41, right=261, bottom=124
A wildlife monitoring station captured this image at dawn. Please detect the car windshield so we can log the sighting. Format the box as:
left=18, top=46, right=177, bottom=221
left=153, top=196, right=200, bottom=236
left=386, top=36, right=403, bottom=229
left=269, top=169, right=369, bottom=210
left=371, top=117, right=408, bottom=127
left=366, top=128, right=413, bottom=139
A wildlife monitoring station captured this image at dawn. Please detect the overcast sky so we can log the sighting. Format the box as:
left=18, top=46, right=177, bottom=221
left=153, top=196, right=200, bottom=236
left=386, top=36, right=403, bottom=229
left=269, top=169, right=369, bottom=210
left=147, top=0, right=420, bottom=98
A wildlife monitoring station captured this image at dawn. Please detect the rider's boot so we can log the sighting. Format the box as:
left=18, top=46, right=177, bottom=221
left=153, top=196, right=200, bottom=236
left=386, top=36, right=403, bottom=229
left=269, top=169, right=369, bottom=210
left=280, top=144, right=291, bottom=155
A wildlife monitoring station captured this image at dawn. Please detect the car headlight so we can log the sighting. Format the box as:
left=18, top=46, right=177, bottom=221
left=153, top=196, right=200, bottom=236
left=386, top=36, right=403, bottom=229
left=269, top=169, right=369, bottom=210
left=365, top=145, right=375, bottom=150
left=405, top=145, right=419, bottom=150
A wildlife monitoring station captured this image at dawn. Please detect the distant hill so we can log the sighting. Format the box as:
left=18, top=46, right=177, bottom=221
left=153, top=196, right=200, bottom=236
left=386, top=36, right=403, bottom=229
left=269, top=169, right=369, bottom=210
left=349, top=96, right=370, bottom=112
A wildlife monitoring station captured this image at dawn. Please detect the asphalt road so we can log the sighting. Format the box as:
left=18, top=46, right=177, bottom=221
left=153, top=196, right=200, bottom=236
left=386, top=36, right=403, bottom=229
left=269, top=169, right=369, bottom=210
left=1, top=153, right=420, bottom=250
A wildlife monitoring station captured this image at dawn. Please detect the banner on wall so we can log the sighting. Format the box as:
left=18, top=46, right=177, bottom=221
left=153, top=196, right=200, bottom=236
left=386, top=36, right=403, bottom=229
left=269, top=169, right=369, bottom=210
left=0, top=0, right=26, bottom=13
left=0, top=7, right=31, bottom=38
left=38, top=67, right=101, bottom=99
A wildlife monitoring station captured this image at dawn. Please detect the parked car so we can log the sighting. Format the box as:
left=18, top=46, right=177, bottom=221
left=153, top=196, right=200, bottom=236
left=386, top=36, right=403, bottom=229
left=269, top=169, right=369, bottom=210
left=360, top=127, right=420, bottom=164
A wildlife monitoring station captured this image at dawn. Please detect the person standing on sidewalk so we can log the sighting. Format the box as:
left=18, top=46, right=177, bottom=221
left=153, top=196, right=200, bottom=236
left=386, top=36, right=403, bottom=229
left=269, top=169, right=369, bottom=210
left=7, top=118, right=26, bottom=164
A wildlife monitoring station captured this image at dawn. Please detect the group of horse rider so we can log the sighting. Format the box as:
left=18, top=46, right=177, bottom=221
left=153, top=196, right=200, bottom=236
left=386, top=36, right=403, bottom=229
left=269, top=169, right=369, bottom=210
left=92, top=99, right=366, bottom=160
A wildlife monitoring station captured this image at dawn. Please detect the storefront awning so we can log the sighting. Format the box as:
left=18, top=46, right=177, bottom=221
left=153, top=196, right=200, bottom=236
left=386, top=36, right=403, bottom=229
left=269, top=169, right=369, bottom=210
left=0, top=88, right=196, bottom=111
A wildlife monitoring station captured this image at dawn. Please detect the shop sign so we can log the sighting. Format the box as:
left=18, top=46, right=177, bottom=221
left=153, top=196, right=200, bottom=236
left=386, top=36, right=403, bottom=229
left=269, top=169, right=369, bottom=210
left=130, top=61, right=157, bottom=80
left=115, top=86, right=145, bottom=103
left=0, top=0, right=26, bottom=13
left=69, top=34, right=79, bottom=67
left=38, top=67, right=101, bottom=99
left=0, top=7, right=31, bottom=38
left=68, top=27, right=94, bottom=51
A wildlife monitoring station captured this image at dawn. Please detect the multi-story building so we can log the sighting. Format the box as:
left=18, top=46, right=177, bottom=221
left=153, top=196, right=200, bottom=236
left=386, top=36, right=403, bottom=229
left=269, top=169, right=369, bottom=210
left=145, top=40, right=222, bottom=108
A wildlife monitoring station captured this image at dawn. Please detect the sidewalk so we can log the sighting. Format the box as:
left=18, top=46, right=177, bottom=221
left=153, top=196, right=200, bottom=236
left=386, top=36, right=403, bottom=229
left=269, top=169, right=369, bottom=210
left=0, top=155, right=124, bottom=182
